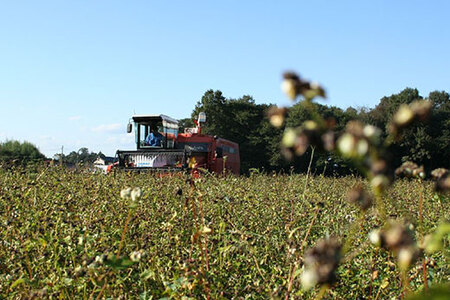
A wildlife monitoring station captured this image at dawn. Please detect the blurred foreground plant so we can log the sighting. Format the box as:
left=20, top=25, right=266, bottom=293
left=275, top=71, right=449, bottom=299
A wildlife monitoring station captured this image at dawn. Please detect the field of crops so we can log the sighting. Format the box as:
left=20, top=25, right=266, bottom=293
left=0, top=166, right=448, bottom=299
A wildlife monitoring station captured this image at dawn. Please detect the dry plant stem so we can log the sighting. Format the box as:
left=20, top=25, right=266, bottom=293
left=314, top=284, right=329, bottom=300
left=374, top=194, right=387, bottom=222
left=418, top=180, right=428, bottom=291
left=285, top=207, right=320, bottom=300
left=25, top=252, right=33, bottom=281
left=117, top=210, right=132, bottom=259
left=252, top=255, right=267, bottom=282
left=422, top=259, right=428, bottom=291
left=419, top=181, right=423, bottom=232
left=374, top=284, right=383, bottom=300
left=289, top=176, right=296, bottom=225
left=400, top=269, right=411, bottom=299
left=343, top=211, right=365, bottom=254
left=303, top=146, right=315, bottom=201
left=187, top=184, right=196, bottom=264
left=368, top=248, right=378, bottom=300
left=95, top=279, right=108, bottom=300
left=18, top=236, right=33, bottom=281
left=198, top=194, right=210, bottom=271
left=189, top=185, right=209, bottom=299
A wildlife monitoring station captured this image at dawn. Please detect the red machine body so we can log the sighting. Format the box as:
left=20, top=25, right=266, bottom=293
left=115, top=114, right=240, bottom=175
left=176, top=132, right=240, bottom=175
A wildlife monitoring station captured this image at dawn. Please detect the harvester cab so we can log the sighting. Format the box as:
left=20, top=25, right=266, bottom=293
left=128, top=114, right=179, bottom=150
left=116, top=115, right=186, bottom=171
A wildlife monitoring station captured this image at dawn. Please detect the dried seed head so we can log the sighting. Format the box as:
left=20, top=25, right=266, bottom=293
left=347, top=185, right=373, bottom=210
left=357, top=139, right=369, bottom=157
left=412, top=165, right=425, bottom=178
left=337, top=133, right=357, bottom=158
left=393, top=105, right=415, bottom=128
left=436, top=174, right=450, bottom=193
left=281, top=71, right=326, bottom=101
left=410, top=100, right=432, bottom=121
left=301, top=268, right=318, bottom=290
left=369, top=229, right=381, bottom=246
left=302, top=237, right=341, bottom=288
left=282, top=71, right=301, bottom=82
left=371, top=159, right=387, bottom=176
left=395, top=161, right=424, bottom=178
left=371, top=222, right=419, bottom=268
left=381, top=222, right=415, bottom=251
left=389, top=100, right=433, bottom=138
left=267, top=106, right=288, bottom=128
left=281, top=147, right=294, bottom=161
left=370, top=175, right=390, bottom=194
left=120, top=187, right=132, bottom=199
left=281, top=72, right=301, bottom=101
left=321, top=131, right=336, bottom=152
left=294, top=132, right=309, bottom=156
left=304, top=120, right=319, bottom=131
left=431, top=168, right=448, bottom=180
left=282, top=128, right=297, bottom=148
left=363, top=125, right=381, bottom=142
left=398, top=246, right=419, bottom=270
left=130, top=250, right=144, bottom=262
left=346, top=121, right=364, bottom=138
left=131, top=187, right=142, bottom=201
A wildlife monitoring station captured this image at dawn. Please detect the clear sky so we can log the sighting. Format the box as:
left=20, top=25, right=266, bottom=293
left=1, top=1, right=449, bottom=157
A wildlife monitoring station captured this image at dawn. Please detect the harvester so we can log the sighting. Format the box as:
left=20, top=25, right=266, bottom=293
left=111, top=113, right=240, bottom=175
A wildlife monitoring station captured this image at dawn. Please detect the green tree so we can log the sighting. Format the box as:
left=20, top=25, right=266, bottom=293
left=191, top=90, right=279, bottom=173
left=0, top=140, right=46, bottom=163
left=368, top=88, right=422, bottom=130
left=284, top=102, right=360, bottom=175
left=58, top=147, right=104, bottom=165
left=177, top=118, right=195, bottom=133
left=427, top=90, right=450, bottom=169
left=191, top=90, right=228, bottom=137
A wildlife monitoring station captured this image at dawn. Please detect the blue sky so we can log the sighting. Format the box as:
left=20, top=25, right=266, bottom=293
left=1, top=1, right=449, bottom=157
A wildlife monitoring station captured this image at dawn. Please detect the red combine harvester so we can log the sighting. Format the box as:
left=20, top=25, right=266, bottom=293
left=113, top=113, right=240, bottom=175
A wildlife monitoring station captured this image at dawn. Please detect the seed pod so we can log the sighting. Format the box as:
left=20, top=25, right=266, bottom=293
left=337, top=133, right=357, bottom=158
left=281, top=71, right=326, bottom=101
left=370, top=175, right=390, bottom=194
left=380, top=222, right=415, bottom=251
left=131, top=187, right=142, bottom=201
left=346, top=121, right=364, bottom=138
left=120, top=187, right=132, bottom=199
left=267, top=106, right=288, bottom=128
left=410, top=100, right=432, bottom=121
left=393, top=105, right=414, bottom=128
left=431, top=168, right=448, bottom=180
left=321, top=131, right=336, bottom=152
left=436, top=174, right=450, bottom=193
left=347, top=184, right=373, bottom=210
left=302, top=237, right=341, bottom=289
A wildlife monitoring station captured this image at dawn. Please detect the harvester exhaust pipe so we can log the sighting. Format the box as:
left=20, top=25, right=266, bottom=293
left=197, top=112, right=206, bottom=134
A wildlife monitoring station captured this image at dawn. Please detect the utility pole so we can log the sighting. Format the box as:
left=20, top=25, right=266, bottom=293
left=61, top=145, right=64, bottom=165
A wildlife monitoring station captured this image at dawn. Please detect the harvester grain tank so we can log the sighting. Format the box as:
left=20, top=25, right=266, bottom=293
left=113, top=113, right=240, bottom=174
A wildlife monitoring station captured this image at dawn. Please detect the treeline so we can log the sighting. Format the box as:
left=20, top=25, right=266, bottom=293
left=0, top=141, right=106, bottom=166
left=184, top=88, right=449, bottom=175
left=54, top=147, right=107, bottom=165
